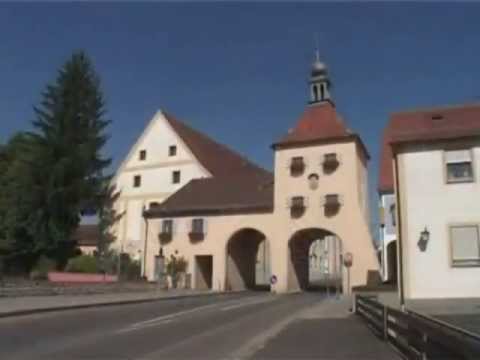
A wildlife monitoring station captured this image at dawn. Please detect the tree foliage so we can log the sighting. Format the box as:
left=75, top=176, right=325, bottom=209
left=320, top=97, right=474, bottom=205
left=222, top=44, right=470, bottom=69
left=0, top=51, right=112, bottom=272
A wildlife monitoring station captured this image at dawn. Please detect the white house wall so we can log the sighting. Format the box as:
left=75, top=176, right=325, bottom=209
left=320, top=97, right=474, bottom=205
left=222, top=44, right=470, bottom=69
left=398, top=143, right=480, bottom=299
left=111, top=111, right=209, bottom=258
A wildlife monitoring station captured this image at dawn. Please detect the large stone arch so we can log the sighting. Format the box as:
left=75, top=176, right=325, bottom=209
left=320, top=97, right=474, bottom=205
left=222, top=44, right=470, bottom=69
left=288, top=228, right=343, bottom=292
left=225, top=228, right=270, bottom=291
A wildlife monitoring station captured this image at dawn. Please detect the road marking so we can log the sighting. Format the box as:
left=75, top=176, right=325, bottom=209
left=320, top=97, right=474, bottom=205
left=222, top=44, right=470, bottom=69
left=115, top=295, right=267, bottom=334
left=220, top=296, right=276, bottom=311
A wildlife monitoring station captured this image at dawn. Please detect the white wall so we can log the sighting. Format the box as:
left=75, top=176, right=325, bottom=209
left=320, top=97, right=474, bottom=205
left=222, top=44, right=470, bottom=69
left=399, top=143, right=480, bottom=298
left=111, top=111, right=209, bottom=260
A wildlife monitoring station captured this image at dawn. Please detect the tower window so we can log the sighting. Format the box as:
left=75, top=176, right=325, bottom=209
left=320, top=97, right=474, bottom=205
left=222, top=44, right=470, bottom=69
left=320, top=84, right=325, bottom=100
left=172, top=170, right=181, bottom=184
left=312, top=85, right=319, bottom=102
left=169, top=145, right=177, bottom=157
left=139, top=150, right=147, bottom=161
left=133, top=175, right=141, bottom=188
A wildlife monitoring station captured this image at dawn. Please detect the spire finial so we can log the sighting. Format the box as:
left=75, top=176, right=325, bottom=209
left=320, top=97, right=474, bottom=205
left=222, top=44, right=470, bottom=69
left=314, top=32, right=320, bottom=62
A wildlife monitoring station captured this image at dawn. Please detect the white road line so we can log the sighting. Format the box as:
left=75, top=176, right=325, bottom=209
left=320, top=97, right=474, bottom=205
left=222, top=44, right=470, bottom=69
left=115, top=295, right=265, bottom=334
left=220, top=297, right=276, bottom=311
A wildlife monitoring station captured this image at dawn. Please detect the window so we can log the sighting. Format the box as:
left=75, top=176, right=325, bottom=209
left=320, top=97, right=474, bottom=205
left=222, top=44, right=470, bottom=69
left=451, top=225, right=480, bottom=267
left=192, top=218, right=204, bottom=234
left=445, top=150, right=474, bottom=183
left=162, top=219, right=173, bottom=234
left=172, top=170, right=181, bottom=184
left=169, top=145, right=177, bottom=157
left=290, top=157, right=305, bottom=176
left=390, top=204, right=396, bottom=227
left=139, top=150, right=147, bottom=161
left=291, top=196, right=305, bottom=209
left=133, top=175, right=141, bottom=188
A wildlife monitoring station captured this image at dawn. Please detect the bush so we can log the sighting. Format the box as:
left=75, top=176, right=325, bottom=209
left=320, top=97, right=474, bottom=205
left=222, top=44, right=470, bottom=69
left=65, top=255, right=99, bottom=274
left=30, top=256, right=57, bottom=280
left=166, top=255, right=187, bottom=275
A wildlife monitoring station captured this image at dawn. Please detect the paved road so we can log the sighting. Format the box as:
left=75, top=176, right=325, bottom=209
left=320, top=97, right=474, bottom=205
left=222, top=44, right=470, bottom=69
left=0, top=292, right=323, bottom=359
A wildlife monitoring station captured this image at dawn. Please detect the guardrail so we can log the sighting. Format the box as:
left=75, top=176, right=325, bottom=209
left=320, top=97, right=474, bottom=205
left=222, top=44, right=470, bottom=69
left=355, top=295, right=480, bottom=359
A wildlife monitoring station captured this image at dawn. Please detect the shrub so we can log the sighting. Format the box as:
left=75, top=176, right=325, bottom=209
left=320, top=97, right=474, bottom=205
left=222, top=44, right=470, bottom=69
left=166, top=255, right=188, bottom=275
left=65, top=255, right=99, bottom=274
left=30, top=256, right=57, bottom=280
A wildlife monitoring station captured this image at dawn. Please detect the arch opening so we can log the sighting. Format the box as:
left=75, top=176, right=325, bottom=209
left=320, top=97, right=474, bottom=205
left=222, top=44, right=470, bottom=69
left=386, top=240, right=397, bottom=284
left=226, top=228, right=270, bottom=291
left=288, top=228, right=343, bottom=292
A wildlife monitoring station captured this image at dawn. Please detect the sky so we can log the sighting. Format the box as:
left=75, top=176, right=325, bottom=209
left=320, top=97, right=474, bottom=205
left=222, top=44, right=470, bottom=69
left=1, top=2, right=480, bottom=233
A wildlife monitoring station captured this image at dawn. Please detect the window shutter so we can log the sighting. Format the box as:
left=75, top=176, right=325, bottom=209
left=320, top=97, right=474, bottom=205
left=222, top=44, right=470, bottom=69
left=445, top=150, right=471, bottom=163
left=451, top=226, right=480, bottom=261
left=203, top=218, right=208, bottom=234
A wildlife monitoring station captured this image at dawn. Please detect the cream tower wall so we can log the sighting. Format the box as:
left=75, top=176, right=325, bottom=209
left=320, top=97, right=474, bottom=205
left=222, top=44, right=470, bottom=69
left=144, top=139, right=379, bottom=293
left=272, top=140, right=379, bottom=293
left=111, top=111, right=209, bottom=262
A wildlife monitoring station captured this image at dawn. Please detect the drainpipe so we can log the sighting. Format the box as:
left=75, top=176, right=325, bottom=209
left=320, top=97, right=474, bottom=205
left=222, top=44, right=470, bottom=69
left=142, top=212, right=149, bottom=279
left=393, top=151, right=405, bottom=310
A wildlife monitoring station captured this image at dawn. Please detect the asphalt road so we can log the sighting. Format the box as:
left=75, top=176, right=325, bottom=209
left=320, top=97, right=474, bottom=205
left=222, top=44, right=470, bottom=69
left=0, top=292, right=324, bottom=359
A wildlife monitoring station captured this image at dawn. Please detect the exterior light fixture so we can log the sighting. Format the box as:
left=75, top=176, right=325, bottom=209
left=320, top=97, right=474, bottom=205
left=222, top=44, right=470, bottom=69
left=417, top=227, right=430, bottom=252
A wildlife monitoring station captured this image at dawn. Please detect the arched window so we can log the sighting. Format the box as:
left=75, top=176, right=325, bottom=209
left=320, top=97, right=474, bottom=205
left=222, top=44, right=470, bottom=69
left=320, top=83, right=325, bottom=100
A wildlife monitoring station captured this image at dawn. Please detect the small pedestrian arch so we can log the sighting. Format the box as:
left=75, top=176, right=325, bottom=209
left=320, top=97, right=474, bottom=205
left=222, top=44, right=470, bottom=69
left=225, top=228, right=270, bottom=291
left=288, top=228, right=343, bottom=292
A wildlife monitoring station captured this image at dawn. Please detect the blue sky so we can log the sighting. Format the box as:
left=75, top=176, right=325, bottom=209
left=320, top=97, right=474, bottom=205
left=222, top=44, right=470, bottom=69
left=1, top=2, right=479, bottom=231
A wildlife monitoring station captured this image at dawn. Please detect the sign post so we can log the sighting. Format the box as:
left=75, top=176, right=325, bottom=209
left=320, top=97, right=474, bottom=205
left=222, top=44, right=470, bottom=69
left=343, top=252, right=353, bottom=295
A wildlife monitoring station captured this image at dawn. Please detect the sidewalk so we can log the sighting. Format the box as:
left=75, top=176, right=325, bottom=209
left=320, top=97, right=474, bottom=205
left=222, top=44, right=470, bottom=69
left=251, top=296, right=400, bottom=359
left=0, top=289, right=221, bottom=318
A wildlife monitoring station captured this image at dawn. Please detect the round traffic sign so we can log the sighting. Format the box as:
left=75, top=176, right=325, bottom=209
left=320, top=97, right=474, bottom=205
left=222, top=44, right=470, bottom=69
left=344, top=252, right=353, bottom=268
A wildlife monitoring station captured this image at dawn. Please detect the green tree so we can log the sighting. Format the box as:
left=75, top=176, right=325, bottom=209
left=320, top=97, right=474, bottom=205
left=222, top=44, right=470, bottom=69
left=25, top=51, right=112, bottom=268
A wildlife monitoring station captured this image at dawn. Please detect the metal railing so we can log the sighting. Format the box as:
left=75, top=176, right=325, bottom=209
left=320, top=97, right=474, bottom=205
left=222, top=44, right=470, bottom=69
left=355, top=295, right=480, bottom=360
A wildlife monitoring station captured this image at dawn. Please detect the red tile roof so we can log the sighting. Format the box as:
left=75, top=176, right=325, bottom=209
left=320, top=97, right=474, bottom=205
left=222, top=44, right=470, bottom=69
left=273, top=102, right=369, bottom=158
left=378, top=103, right=480, bottom=193
left=145, top=173, right=273, bottom=218
left=164, top=112, right=270, bottom=178
left=276, top=102, right=351, bottom=145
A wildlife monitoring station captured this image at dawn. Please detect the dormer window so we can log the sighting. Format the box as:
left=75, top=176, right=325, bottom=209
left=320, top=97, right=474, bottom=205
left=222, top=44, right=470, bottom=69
left=290, top=157, right=305, bottom=176
left=169, top=145, right=177, bottom=157
left=323, top=153, right=339, bottom=173
left=159, top=219, right=173, bottom=243
left=189, top=218, right=205, bottom=241
left=139, top=150, right=147, bottom=161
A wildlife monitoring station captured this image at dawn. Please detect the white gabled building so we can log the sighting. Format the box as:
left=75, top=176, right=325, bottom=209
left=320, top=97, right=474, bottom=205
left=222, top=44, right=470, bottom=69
left=111, top=110, right=262, bottom=272
left=382, top=103, right=480, bottom=301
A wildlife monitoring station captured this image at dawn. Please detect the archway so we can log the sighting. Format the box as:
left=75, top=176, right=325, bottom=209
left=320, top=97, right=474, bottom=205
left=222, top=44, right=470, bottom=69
left=226, top=228, right=270, bottom=291
left=288, top=228, right=343, bottom=292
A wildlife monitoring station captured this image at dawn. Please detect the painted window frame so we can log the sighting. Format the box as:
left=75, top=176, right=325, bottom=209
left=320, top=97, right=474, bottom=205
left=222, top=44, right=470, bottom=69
left=449, top=223, right=480, bottom=268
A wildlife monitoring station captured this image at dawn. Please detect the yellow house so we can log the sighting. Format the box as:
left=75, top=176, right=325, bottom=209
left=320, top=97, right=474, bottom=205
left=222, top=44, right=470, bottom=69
left=143, top=57, right=379, bottom=293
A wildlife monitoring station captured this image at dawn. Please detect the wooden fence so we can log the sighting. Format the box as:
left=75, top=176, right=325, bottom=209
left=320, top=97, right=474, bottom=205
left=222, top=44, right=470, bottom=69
left=355, top=295, right=480, bottom=359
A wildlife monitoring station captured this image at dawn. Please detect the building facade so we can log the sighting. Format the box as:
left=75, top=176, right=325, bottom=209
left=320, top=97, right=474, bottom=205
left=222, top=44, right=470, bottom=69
left=382, top=104, right=480, bottom=299
left=142, top=58, right=379, bottom=293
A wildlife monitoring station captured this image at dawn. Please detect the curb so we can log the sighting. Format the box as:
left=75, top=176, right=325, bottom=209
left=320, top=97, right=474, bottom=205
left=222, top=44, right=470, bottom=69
left=0, top=291, right=242, bottom=319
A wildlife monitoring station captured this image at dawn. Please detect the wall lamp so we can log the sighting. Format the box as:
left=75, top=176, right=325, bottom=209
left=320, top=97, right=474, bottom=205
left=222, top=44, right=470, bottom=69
left=417, top=227, right=430, bottom=252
